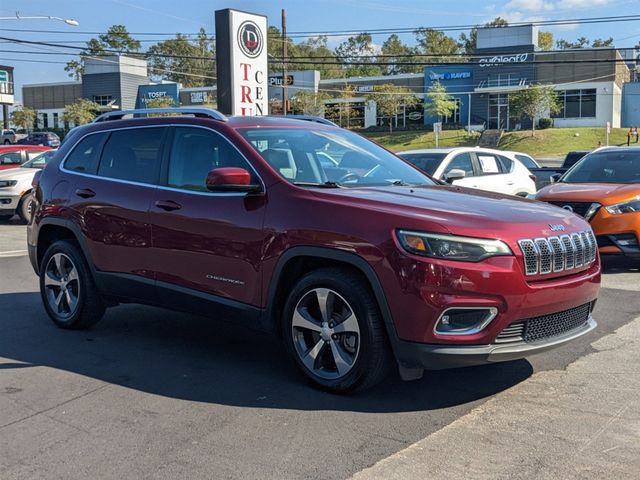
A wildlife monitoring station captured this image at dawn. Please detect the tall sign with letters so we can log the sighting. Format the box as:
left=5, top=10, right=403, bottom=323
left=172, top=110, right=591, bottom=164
left=215, top=9, right=268, bottom=116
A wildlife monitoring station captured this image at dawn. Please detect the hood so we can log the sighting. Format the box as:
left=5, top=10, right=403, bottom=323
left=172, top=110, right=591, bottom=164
left=0, top=167, right=38, bottom=181
left=536, top=182, right=640, bottom=206
left=314, top=184, right=589, bottom=240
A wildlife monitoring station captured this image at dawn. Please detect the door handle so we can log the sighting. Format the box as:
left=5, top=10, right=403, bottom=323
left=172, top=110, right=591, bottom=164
left=154, top=200, right=182, bottom=211
left=74, top=188, right=96, bottom=199
left=506, top=181, right=515, bottom=185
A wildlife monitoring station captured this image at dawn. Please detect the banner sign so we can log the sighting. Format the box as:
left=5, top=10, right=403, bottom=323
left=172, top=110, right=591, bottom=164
left=135, top=83, right=179, bottom=109
left=428, top=71, right=472, bottom=81
left=215, top=9, right=268, bottom=116
left=269, top=75, right=294, bottom=87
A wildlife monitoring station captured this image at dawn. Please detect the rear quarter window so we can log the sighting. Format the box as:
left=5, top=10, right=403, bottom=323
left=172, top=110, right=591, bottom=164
left=64, top=133, right=108, bottom=174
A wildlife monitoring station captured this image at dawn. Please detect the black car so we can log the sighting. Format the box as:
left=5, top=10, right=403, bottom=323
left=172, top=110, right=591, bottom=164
left=18, top=132, right=61, bottom=148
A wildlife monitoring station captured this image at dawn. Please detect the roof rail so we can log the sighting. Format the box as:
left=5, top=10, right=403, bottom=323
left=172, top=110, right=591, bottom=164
left=274, top=115, right=338, bottom=127
left=93, top=107, right=227, bottom=123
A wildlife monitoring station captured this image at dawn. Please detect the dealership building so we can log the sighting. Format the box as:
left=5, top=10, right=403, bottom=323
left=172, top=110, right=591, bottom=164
left=21, top=24, right=633, bottom=130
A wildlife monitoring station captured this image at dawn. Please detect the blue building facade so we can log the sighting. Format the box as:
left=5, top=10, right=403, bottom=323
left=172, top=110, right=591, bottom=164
left=423, top=66, right=473, bottom=126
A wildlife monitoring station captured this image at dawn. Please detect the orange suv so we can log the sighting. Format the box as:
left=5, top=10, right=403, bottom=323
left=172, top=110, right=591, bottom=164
left=536, top=147, right=640, bottom=261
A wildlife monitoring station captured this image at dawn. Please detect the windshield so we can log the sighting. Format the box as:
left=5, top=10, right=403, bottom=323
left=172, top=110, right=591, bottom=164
left=397, top=152, right=447, bottom=175
left=561, top=151, right=640, bottom=184
left=238, top=127, right=434, bottom=188
left=21, top=150, right=55, bottom=169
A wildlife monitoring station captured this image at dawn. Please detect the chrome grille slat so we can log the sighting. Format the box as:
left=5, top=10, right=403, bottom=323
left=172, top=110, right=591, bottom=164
left=519, top=230, right=596, bottom=276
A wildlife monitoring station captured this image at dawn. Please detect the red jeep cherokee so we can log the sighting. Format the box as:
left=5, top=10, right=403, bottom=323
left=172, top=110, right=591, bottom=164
left=28, top=108, right=601, bottom=392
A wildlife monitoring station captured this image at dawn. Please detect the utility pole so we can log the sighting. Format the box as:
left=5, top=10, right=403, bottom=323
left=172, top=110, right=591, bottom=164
left=282, top=9, right=287, bottom=115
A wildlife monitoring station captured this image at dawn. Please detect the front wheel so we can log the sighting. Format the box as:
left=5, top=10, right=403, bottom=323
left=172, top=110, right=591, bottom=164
left=40, top=240, right=105, bottom=329
left=17, top=192, right=34, bottom=223
left=3, top=140, right=10, bottom=145
left=282, top=267, right=391, bottom=393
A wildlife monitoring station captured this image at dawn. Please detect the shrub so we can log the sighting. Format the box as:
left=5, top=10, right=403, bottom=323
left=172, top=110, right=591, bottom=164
left=538, top=118, right=553, bottom=129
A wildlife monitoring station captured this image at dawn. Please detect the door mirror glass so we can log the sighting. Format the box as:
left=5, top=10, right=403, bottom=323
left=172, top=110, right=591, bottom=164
left=206, top=167, right=261, bottom=192
left=550, top=173, right=562, bottom=183
left=445, top=168, right=466, bottom=183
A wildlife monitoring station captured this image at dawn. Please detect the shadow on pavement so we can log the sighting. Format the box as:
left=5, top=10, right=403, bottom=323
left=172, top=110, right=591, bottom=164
left=0, top=291, right=533, bottom=413
left=601, top=255, right=640, bottom=274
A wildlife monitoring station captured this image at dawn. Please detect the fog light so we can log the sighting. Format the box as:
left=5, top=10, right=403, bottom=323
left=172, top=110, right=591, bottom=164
left=434, top=307, right=498, bottom=335
left=614, top=234, right=639, bottom=247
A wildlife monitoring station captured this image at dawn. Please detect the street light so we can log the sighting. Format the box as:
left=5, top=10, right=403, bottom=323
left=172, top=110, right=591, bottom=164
left=0, top=12, right=79, bottom=26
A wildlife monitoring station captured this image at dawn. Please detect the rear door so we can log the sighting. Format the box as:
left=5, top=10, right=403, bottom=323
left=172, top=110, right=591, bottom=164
left=148, top=125, right=268, bottom=308
left=65, top=126, right=167, bottom=299
left=472, top=151, right=513, bottom=194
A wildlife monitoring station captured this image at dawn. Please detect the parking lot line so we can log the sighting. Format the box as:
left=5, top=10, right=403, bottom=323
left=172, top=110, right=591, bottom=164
left=0, top=250, right=28, bottom=258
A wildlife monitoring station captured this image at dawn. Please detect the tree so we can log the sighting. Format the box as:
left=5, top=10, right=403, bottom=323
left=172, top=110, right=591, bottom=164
left=509, top=85, right=561, bottom=136
left=380, top=34, right=421, bottom=74
left=65, top=25, right=141, bottom=79
left=290, top=90, right=330, bottom=116
left=334, top=33, right=382, bottom=77
left=424, top=81, right=457, bottom=146
left=365, top=84, right=418, bottom=133
left=556, top=37, right=590, bottom=49
left=459, top=17, right=509, bottom=55
left=145, top=96, right=176, bottom=108
left=414, top=29, right=460, bottom=61
left=10, top=107, right=36, bottom=131
left=592, top=37, right=614, bottom=48
left=147, top=28, right=215, bottom=87
left=538, top=31, right=554, bottom=51
left=62, top=99, right=101, bottom=126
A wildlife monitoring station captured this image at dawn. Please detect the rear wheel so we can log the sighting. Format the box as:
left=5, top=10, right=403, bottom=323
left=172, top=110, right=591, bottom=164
left=282, top=267, right=391, bottom=393
left=40, top=240, right=105, bottom=329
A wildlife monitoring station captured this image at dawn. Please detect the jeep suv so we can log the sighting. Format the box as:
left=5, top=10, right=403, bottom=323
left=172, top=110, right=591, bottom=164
left=28, top=108, right=601, bottom=392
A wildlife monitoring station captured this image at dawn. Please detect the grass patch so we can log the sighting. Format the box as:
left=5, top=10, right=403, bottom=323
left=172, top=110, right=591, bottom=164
left=499, top=128, right=632, bottom=157
left=361, top=129, right=479, bottom=151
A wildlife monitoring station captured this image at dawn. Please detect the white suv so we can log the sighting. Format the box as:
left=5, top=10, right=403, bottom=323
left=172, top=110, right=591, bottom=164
left=398, top=147, right=537, bottom=196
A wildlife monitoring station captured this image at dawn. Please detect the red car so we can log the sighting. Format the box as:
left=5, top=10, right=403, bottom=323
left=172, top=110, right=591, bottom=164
left=27, top=108, right=600, bottom=392
left=0, top=145, right=51, bottom=170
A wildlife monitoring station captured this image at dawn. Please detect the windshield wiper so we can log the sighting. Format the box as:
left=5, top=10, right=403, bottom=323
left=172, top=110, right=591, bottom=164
left=293, top=181, right=341, bottom=188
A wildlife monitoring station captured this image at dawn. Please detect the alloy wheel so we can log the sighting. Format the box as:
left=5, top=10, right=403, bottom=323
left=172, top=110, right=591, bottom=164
left=44, top=253, right=80, bottom=319
left=291, top=287, right=360, bottom=380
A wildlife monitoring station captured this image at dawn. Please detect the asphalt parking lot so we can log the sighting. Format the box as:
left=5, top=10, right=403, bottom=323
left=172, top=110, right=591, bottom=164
left=1, top=219, right=639, bottom=480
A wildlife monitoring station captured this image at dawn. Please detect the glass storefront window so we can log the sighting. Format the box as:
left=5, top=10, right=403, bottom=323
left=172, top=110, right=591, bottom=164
left=553, top=89, right=597, bottom=119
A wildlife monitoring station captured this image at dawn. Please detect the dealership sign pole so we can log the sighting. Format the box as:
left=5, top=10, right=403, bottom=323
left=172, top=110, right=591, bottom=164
left=215, top=9, right=268, bottom=116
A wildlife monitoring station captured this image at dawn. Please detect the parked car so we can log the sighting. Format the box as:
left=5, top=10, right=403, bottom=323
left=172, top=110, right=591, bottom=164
left=17, top=132, right=61, bottom=148
left=0, top=150, right=57, bottom=222
left=0, top=145, right=52, bottom=171
left=1, top=128, right=17, bottom=144
left=398, top=147, right=537, bottom=196
left=13, top=129, right=29, bottom=143
left=524, top=150, right=592, bottom=190
left=28, top=108, right=600, bottom=393
left=536, top=147, right=640, bottom=262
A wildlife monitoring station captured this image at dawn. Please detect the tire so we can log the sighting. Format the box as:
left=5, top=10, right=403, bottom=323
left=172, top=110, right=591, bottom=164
left=3, top=139, right=9, bottom=145
left=17, top=192, right=33, bottom=223
left=282, top=267, right=392, bottom=393
left=39, top=240, right=105, bottom=329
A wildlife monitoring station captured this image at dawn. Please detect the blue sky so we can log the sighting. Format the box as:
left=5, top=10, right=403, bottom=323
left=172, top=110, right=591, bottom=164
left=2, top=0, right=639, bottom=101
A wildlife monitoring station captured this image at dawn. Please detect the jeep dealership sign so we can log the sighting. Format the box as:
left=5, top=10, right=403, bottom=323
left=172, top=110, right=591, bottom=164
left=479, top=53, right=529, bottom=67
left=215, top=9, right=268, bottom=116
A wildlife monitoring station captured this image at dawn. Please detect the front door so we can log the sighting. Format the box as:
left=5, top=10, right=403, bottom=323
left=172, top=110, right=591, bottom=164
left=149, top=126, right=268, bottom=308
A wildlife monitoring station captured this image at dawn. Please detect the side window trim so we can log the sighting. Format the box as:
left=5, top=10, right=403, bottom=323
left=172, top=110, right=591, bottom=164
left=160, top=125, right=264, bottom=194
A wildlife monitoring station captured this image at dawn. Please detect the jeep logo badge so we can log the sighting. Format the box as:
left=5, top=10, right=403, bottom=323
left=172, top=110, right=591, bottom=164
left=238, top=21, right=263, bottom=58
left=549, top=224, right=565, bottom=232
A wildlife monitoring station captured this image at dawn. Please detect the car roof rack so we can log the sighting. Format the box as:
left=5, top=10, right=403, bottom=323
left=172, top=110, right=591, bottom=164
left=93, top=107, right=228, bottom=123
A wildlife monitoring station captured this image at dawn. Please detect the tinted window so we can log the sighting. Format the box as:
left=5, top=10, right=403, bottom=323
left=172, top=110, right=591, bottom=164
left=563, top=151, right=588, bottom=168
left=515, top=154, right=538, bottom=169
left=496, top=155, right=513, bottom=173
left=168, top=127, right=254, bottom=192
left=562, top=151, right=640, bottom=184
left=0, top=151, right=22, bottom=165
left=239, top=128, right=433, bottom=187
left=98, top=128, right=165, bottom=184
left=445, top=152, right=475, bottom=177
left=64, top=133, right=107, bottom=174
left=399, top=153, right=446, bottom=175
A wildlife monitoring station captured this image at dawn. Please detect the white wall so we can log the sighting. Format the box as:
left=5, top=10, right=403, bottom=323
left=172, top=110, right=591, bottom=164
left=552, top=81, right=619, bottom=128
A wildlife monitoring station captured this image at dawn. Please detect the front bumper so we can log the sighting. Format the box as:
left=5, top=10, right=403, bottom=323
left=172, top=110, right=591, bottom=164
left=396, top=316, right=596, bottom=370
left=0, top=193, right=20, bottom=215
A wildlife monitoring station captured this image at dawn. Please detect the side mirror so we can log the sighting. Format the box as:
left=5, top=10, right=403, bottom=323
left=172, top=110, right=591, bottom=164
left=550, top=173, right=562, bottom=184
left=206, top=167, right=261, bottom=192
left=444, top=168, right=466, bottom=183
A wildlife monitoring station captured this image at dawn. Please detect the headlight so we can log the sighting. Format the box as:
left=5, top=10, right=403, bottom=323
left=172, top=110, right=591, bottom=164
left=0, top=180, right=18, bottom=188
left=397, top=230, right=513, bottom=262
left=605, top=196, right=640, bottom=215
